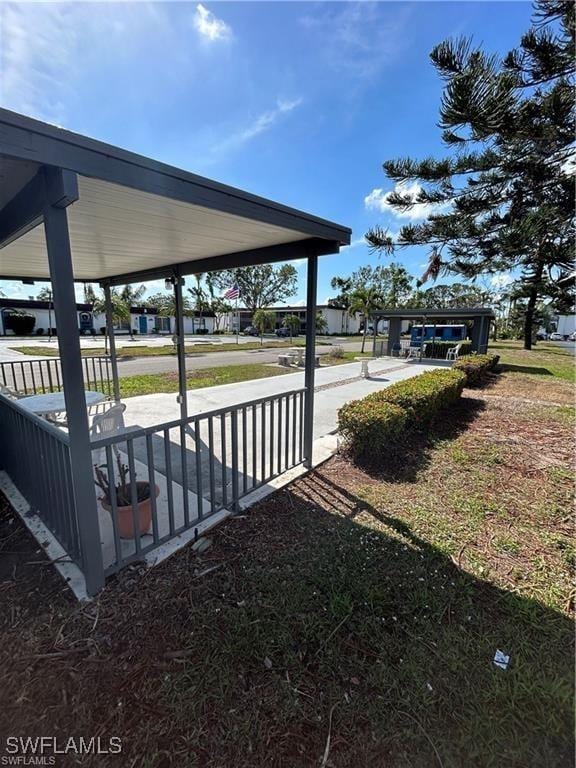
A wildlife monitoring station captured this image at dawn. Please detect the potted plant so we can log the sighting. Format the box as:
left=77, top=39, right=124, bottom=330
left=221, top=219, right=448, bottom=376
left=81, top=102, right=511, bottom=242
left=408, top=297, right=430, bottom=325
left=95, top=456, right=159, bottom=539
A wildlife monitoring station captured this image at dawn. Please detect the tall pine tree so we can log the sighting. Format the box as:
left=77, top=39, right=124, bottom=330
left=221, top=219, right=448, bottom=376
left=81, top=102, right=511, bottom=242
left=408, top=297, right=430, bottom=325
left=367, top=0, right=575, bottom=349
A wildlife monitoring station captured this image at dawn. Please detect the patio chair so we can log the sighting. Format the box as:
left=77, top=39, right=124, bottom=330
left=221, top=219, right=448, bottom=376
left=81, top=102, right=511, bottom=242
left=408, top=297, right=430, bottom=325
left=446, top=343, right=462, bottom=361
left=0, top=383, right=23, bottom=400
left=90, top=403, right=128, bottom=467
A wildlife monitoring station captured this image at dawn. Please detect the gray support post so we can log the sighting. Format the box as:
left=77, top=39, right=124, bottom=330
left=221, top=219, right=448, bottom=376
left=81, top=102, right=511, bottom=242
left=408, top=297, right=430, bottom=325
left=470, top=318, right=481, bottom=352
left=372, top=316, right=378, bottom=356
left=303, top=253, right=318, bottom=468
left=43, top=190, right=104, bottom=595
left=386, top=318, right=401, bottom=356
left=173, top=270, right=188, bottom=421
left=103, top=283, right=121, bottom=403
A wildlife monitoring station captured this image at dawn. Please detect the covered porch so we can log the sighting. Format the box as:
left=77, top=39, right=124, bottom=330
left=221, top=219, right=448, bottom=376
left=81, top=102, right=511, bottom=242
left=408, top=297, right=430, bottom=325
left=370, top=307, right=495, bottom=360
left=0, top=109, right=350, bottom=596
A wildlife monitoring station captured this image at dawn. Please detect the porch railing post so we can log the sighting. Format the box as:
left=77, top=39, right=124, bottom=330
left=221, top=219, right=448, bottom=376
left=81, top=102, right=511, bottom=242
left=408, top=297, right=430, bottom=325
left=303, top=252, right=318, bottom=468
left=43, top=169, right=105, bottom=595
left=173, top=269, right=188, bottom=421
left=103, top=282, right=121, bottom=402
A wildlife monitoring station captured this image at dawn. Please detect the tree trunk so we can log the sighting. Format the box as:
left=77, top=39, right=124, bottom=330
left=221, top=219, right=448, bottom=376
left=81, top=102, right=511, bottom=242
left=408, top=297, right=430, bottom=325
left=523, top=261, right=544, bottom=351
left=361, top=326, right=366, bottom=354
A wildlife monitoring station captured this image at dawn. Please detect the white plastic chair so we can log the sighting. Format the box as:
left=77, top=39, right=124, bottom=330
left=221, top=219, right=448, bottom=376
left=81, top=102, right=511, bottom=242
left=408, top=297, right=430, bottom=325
left=90, top=403, right=127, bottom=467
left=446, top=343, right=462, bottom=361
left=0, top=383, right=22, bottom=399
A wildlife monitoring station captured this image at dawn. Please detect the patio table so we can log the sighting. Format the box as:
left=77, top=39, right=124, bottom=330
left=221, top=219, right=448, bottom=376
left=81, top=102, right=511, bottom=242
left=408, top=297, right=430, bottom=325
left=17, top=390, right=107, bottom=419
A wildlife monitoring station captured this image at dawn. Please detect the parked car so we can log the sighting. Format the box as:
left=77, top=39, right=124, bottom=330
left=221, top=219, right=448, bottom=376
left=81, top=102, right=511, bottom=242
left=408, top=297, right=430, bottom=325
left=536, top=330, right=548, bottom=340
left=275, top=327, right=292, bottom=337
left=570, top=331, right=576, bottom=342
left=243, top=325, right=260, bottom=336
left=549, top=332, right=564, bottom=341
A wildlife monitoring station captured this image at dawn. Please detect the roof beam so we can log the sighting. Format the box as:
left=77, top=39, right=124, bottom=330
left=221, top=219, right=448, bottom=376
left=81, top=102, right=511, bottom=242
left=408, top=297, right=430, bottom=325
left=104, top=237, right=340, bottom=287
left=0, top=166, right=78, bottom=249
left=0, top=109, right=351, bottom=244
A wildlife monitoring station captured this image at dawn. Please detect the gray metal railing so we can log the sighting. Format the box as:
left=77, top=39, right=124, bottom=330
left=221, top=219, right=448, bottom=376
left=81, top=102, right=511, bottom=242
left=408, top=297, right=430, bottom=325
left=91, top=388, right=306, bottom=575
left=0, top=394, right=83, bottom=567
left=0, top=356, right=112, bottom=397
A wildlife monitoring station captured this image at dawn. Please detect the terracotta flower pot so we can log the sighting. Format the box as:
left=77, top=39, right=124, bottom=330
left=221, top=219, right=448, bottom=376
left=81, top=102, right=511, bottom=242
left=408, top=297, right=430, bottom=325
left=102, top=482, right=160, bottom=539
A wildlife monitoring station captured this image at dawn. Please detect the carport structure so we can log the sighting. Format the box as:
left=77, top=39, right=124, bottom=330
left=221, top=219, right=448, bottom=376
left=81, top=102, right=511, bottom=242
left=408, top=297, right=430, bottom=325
left=0, top=109, right=350, bottom=595
left=371, top=307, right=495, bottom=358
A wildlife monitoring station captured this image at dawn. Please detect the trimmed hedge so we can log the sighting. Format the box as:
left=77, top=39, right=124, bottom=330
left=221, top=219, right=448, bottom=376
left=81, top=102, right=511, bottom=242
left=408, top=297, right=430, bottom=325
left=338, top=369, right=466, bottom=463
left=453, top=354, right=499, bottom=387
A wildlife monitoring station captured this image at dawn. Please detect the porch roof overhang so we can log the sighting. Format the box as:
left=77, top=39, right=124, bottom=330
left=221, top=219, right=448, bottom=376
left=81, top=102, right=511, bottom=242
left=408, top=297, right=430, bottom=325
left=0, top=109, right=351, bottom=284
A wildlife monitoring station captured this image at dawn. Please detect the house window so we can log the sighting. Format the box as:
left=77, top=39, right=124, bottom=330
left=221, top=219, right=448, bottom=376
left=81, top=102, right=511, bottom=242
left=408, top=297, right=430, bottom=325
left=155, top=316, right=171, bottom=332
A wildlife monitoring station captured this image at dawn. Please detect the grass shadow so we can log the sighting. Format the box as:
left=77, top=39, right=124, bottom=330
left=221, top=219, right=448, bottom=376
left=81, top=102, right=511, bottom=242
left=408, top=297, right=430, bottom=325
left=348, top=396, right=486, bottom=484
left=501, top=364, right=554, bottom=376
left=1, top=448, right=573, bottom=767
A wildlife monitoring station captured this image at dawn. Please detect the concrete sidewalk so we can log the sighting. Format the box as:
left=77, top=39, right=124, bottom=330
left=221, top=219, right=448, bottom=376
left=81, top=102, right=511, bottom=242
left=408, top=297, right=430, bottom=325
left=122, top=358, right=447, bottom=445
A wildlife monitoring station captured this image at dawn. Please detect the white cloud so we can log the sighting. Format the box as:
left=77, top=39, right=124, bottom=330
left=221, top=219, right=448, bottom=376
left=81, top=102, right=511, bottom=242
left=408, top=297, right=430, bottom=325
left=0, top=3, right=169, bottom=126
left=215, top=98, right=302, bottom=152
left=490, top=273, right=514, bottom=289
left=299, top=3, right=411, bottom=80
left=341, top=237, right=368, bottom=250
left=193, top=4, right=231, bottom=42
left=364, top=182, right=450, bottom=222
left=0, top=3, right=75, bottom=125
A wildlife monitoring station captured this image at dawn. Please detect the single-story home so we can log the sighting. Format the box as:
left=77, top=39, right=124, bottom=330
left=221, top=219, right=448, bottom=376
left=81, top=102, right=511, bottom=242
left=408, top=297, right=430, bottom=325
left=0, top=297, right=216, bottom=336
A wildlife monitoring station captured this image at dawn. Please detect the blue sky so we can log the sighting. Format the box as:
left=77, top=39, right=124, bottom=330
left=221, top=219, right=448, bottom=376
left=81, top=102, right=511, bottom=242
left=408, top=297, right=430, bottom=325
left=0, top=1, right=533, bottom=305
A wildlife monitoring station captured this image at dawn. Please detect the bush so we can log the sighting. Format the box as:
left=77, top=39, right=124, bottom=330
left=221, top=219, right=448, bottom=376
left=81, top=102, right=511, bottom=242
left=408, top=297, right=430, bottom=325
left=331, top=345, right=345, bottom=359
left=338, top=400, right=408, bottom=463
left=338, top=369, right=467, bottom=462
left=5, top=311, right=35, bottom=335
left=453, top=354, right=499, bottom=387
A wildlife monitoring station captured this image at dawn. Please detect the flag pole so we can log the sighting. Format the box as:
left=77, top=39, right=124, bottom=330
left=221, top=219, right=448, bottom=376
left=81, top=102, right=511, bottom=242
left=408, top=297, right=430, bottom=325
left=235, top=293, right=239, bottom=344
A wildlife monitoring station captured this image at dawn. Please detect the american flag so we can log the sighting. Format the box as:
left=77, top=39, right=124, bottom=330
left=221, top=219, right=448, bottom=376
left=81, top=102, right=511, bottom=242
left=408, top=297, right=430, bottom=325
left=223, top=285, right=240, bottom=300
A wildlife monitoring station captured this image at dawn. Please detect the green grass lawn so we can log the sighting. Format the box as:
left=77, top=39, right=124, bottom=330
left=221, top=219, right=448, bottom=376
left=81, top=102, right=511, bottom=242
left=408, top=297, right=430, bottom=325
left=491, top=339, right=575, bottom=382
left=117, top=363, right=292, bottom=398
left=117, top=354, right=370, bottom=397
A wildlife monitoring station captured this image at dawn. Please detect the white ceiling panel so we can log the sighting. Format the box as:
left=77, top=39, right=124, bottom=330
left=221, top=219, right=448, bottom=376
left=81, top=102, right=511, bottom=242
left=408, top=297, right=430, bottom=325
left=0, top=175, right=313, bottom=281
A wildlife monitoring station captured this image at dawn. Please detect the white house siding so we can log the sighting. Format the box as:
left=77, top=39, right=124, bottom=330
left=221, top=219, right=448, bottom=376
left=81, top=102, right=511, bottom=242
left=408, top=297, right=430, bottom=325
left=556, top=314, right=576, bottom=336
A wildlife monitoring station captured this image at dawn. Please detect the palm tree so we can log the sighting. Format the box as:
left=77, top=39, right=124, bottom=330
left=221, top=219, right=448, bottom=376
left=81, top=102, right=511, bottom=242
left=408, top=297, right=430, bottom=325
left=283, top=314, right=301, bottom=342
left=93, top=288, right=131, bottom=353
left=252, top=308, right=275, bottom=346
left=120, top=284, right=146, bottom=339
left=349, top=287, right=384, bottom=354
left=188, top=273, right=208, bottom=334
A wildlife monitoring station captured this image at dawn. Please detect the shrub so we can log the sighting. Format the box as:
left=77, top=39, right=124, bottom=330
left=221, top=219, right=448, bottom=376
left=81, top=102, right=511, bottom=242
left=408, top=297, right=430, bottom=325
left=371, top=369, right=466, bottom=426
left=453, top=354, right=499, bottom=387
left=5, top=310, right=35, bottom=335
left=338, top=369, right=467, bottom=462
left=331, top=345, right=345, bottom=359
left=338, top=400, right=408, bottom=463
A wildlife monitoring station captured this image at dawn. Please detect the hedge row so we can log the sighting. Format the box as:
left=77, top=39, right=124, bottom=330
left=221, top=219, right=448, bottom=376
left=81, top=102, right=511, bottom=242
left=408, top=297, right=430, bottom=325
left=338, top=369, right=466, bottom=463
left=453, top=354, right=500, bottom=387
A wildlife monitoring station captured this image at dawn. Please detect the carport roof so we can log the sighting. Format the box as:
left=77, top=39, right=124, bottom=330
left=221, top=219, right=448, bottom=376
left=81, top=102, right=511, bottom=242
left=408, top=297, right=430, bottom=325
left=371, top=307, right=495, bottom=319
left=0, top=109, right=351, bottom=284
